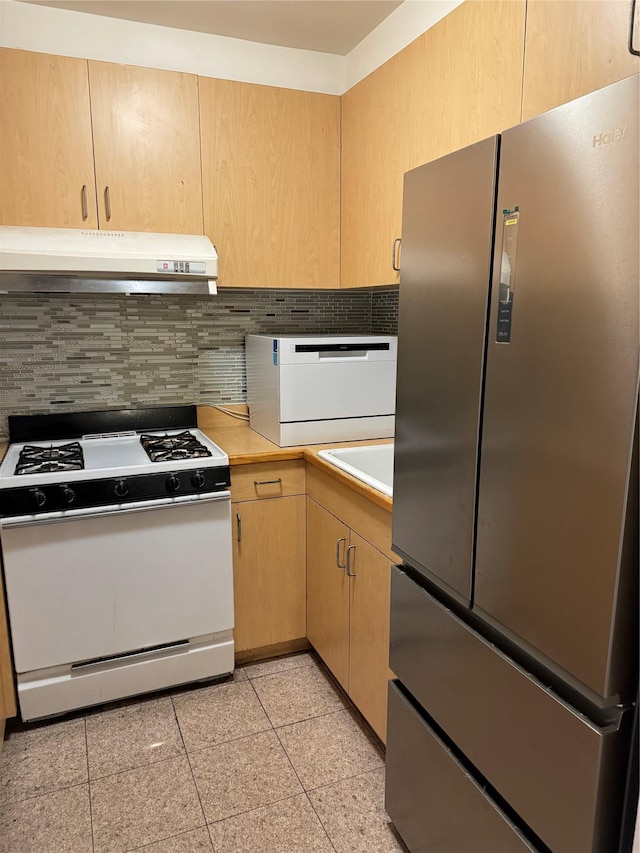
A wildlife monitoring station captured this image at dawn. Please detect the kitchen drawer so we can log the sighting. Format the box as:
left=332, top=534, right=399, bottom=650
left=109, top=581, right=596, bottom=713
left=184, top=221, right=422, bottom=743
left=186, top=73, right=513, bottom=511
left=230, top=460, right=305, bottom=502
left=386, top=681, right=538, bottom=853
left=389, top=566, right=630, bottom=853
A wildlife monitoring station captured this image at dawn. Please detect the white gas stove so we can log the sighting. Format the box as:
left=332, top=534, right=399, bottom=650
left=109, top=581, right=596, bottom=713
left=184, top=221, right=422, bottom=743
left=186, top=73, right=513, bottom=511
left=0, top=406, right=235, bottom=720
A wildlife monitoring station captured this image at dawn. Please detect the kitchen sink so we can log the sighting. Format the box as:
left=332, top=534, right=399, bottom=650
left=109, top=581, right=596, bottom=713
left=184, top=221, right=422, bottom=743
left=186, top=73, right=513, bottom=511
left=317, top=444, right=394, bottom=496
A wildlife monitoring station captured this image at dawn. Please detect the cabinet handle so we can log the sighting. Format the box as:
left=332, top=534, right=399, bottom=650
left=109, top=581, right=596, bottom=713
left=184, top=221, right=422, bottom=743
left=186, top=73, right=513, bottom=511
left=254, top=478, right=282, bottom=486
left=104, top=186, right=112, bottom=222
left=336, top=537, right=347, bottom=569
left=236, top=512, right=242, bottom=543
left=81, top=185, right=88, bottom=221
left=630, top=0, right=640, bottom=55
left=392, top=237, right=402, bottom=272
left=346, top=544, right=356, bottom=577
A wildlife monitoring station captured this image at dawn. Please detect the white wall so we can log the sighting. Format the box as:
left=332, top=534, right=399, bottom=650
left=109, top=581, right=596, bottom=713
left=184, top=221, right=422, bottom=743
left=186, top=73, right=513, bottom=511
left=0, top=0, right=463, bottom=94
left=345, top=0, right=461, bottom=91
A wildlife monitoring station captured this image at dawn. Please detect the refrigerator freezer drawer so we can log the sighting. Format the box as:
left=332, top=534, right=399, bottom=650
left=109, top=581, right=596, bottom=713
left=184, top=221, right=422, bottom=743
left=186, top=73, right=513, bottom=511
left=389, top=566, right=629, bottom=853
left=386, top=681, right=539, bottom=853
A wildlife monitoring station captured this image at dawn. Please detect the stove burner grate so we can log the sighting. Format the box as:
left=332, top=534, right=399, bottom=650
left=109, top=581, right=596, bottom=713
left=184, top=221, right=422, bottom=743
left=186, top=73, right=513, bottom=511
left=140, top=430, right=212, bottom=463
left=15, top=441, right=85, bottom=475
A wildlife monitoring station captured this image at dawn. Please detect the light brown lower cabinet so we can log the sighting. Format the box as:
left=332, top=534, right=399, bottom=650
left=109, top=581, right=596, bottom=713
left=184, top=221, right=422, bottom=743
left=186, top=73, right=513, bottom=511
left=306, top=495, right=393, bottom=742
left=232, top=494, right=306, bottom=653
left=0, top=568, right=16, bottom=739
left=306, top=499, right=350, bottom=690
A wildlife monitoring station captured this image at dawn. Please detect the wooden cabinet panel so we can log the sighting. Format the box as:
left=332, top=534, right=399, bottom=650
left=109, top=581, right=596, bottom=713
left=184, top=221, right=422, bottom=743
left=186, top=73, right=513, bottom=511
left=341, top=52, right=407, bottom=289
left=306, top=497, right=350, bottom=690
left=306, top=480, right=394, bottom=740
left=0, top=568, right=16, bottom=721
left=341, top=0, right=525, bottom=288
left=88, top=61, right=203, bottom=234
left=307, top=464, right=397, bottom=562
left=232, top=495, right=306, bottom=653
left=522, top=0, right=639, bottom=121
left=0, top=48, right=97, bottom=228
left=199, top=78, right=340, bottom=288
left=230, top=460, right=305, bottom=503
left=348, top=531, right=393, bottom=743
left=403, top=0, right=526, bottom=168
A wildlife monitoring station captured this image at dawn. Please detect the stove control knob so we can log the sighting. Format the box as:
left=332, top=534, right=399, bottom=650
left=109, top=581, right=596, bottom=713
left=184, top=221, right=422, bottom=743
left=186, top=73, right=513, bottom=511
left=167, top=474, right=181, bottom=493
left=30, top=488, right=47, bottom=509
left=60, top=486, right=76, bottom=506
left=114, top=479, right=129, bottom=498
left=191, top=471, right=206, bottom=489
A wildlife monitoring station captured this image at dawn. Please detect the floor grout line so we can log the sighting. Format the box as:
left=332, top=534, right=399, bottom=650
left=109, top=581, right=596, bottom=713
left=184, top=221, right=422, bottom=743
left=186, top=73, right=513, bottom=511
left=272, top=722, right=339, bottom=853
left=124, top=824, right=211, bottom=853
left=244, top=659, right=316, bottom=682
left=84, top=717, right=96, bottom=853
left=1, top=655, right=395, bottom=853
left=271, top=704, right=354, bottom=732
left=251, top=675, right=339, bottom=853
left=305, top=763, right=386, bottom=795
left=84, top=749, right=189, bottom=786
left=0, top=778, right=90, bottom=809
left=170, top=694, right=209, bottom=835
left=206, top=789, right=308, bottom=827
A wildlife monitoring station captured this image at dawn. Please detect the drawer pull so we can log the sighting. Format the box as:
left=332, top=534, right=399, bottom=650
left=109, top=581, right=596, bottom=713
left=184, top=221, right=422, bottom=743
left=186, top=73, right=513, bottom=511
left=254, top=478, right=283, bottom=486
left=336, top=537, right=347, bottom=569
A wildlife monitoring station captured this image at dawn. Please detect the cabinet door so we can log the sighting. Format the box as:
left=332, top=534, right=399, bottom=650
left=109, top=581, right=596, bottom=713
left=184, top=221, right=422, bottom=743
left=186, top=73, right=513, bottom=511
left=348, top=531, right=393, bottom=742
left=341, top=0, right=525, bottom=289
left=88, top=61, right=203, bottom=234
left=341, top=52, right=407, bottom=289
left=232, top=496, right=306, bottom=653
left=405, top=0, right=525, bottom=167
left=306, top=497, right=350, bottom=690
left=0, top=48, right=97, bottom=228
left=199, top=78, right=340, bottom=288
left=522, top=0, right=639, bottom=121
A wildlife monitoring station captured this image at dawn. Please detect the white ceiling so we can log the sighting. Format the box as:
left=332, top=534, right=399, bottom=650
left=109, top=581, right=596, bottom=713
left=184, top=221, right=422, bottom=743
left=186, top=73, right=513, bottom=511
left=19, top=0, right=405, bottom=55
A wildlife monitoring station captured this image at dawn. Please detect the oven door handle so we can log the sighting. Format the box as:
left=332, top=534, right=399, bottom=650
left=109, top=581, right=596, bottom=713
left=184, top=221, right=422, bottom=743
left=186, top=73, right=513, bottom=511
left=0, top=491, right=231, bottom=529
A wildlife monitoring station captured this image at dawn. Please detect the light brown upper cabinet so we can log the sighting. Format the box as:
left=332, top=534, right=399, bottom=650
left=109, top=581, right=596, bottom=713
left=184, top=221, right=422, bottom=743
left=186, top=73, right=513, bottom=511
left=341, top=0, right=526, bottom=289
left=88, top=61, right=203, bottom=234
left=0, top=48, right=98, bottom=229
left=522, top=0, right=639, bottom=121
left=199, top=78, right=340, bottom=288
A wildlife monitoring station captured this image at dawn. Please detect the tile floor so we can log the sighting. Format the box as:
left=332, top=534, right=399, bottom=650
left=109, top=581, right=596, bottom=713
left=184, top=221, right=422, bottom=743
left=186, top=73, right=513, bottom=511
left=0, top=652, right=407, bottom=853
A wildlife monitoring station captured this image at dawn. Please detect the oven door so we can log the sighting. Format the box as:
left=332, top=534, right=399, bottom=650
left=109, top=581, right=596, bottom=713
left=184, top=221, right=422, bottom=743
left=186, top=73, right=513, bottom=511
left=1, top=493, right=233, bottom=673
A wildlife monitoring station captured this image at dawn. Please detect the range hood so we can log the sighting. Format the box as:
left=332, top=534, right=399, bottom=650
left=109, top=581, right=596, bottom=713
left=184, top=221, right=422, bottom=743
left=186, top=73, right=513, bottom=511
left=0, top=226, right=218, bottom=295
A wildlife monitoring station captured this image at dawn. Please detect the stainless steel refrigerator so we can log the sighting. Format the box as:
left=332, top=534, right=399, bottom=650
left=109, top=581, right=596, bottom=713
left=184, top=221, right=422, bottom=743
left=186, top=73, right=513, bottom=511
left=385, top=74, right=639, bottom=853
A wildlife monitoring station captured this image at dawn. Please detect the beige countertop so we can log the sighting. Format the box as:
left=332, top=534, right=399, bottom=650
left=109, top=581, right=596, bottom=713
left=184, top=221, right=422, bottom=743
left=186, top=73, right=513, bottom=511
left=0, top=409, right=393, bottom=512
left=197, top=405, right=393, bottom=512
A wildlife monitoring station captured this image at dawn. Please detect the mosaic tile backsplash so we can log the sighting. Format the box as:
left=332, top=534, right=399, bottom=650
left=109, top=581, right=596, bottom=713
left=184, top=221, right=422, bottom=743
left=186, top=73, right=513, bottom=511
left=0, top=287, right=399, bottom=438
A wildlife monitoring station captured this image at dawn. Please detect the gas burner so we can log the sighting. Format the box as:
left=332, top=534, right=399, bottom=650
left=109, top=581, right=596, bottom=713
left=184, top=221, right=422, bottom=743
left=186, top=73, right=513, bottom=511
left=140, top=431, right=213, bottom=463
left=15, top=442, right=84, bottom=475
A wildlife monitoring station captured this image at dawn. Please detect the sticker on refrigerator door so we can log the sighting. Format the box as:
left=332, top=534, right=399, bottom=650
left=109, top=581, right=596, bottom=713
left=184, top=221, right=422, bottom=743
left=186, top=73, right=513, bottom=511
left=496, top=208, right=519, bottom=343
left=272, top=339, right=278, bottom=365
